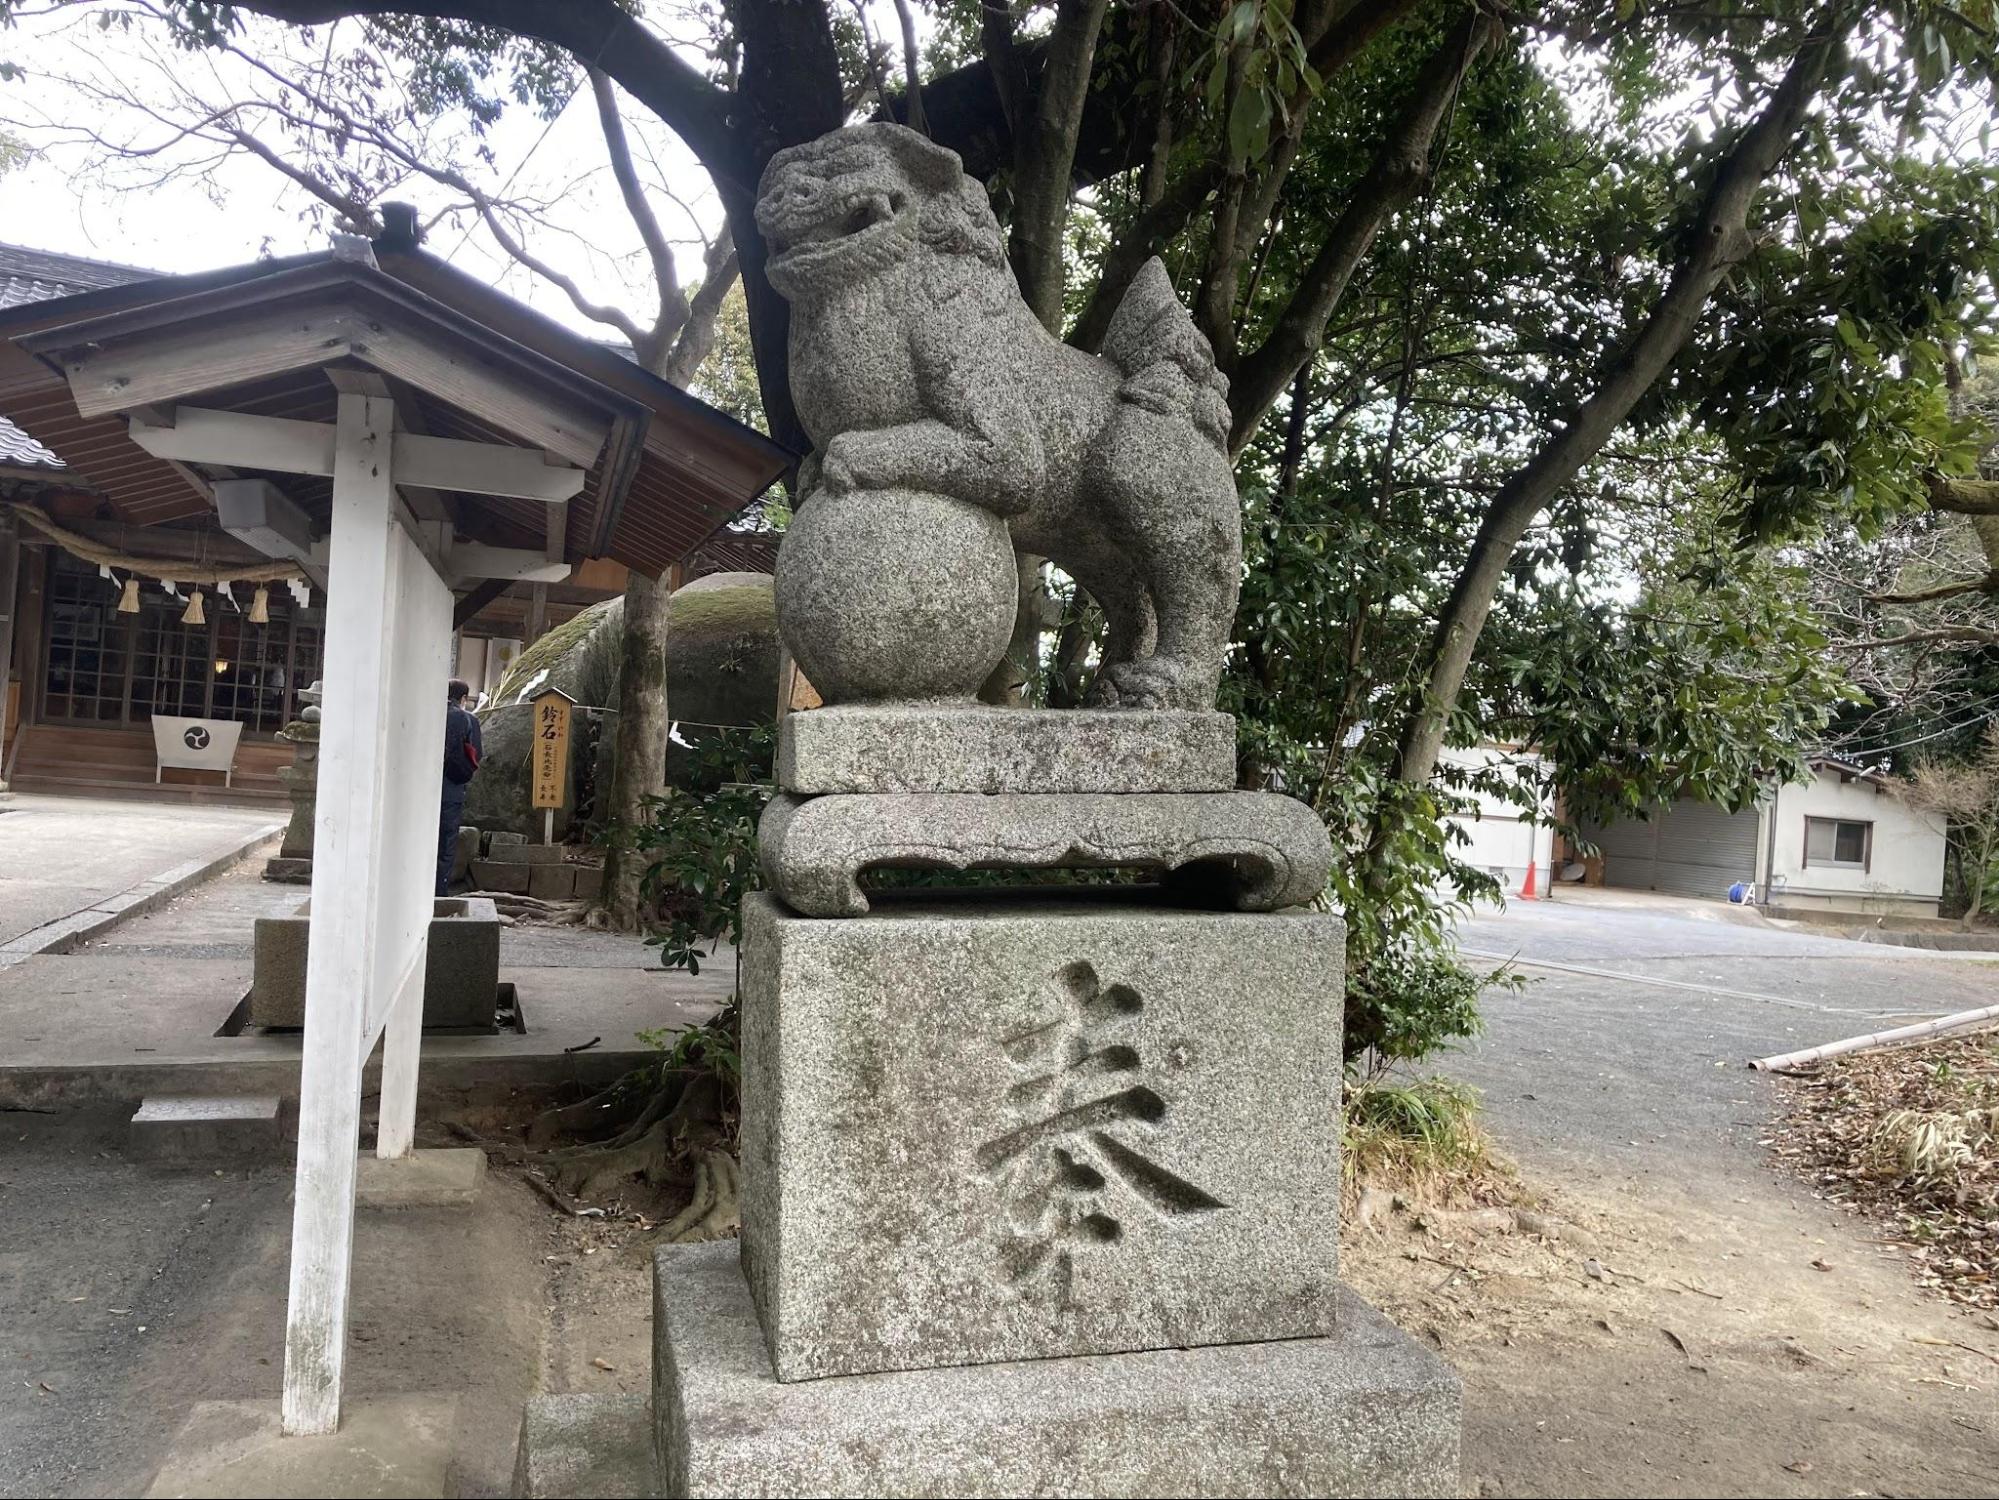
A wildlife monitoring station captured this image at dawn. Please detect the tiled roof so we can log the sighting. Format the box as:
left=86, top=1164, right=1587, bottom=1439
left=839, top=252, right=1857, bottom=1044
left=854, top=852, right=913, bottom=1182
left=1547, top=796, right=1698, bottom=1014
left=0, top=241, right=155, bottom=310
left=0, top=241, right=158, bottom=471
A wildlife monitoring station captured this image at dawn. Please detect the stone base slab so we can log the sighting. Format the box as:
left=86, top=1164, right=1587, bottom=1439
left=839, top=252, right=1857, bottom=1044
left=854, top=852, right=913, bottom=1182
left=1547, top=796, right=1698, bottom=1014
left=739, top=892, right=1345, bottom=1381
left=513, top=1393, right=660, bottom=1499
left=145, top=1394, right=458, bottom=1498
left=650, top=1241, right=1459, bottom=1499
left=758, top=790, right=1333, bottom=916
left=778, top=705, right=1235, bottom=795
left=129, top=1094, right=284, bottom=1166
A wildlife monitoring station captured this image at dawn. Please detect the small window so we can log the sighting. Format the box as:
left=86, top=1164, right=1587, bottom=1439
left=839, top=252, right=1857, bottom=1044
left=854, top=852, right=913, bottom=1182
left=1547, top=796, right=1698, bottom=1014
left=1804, top=817, right=1870, bottom=870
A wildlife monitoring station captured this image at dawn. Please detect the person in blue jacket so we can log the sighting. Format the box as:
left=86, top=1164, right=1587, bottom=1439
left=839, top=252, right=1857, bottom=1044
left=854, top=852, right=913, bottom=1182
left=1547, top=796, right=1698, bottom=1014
left=439, top=678, right=483, bottom=896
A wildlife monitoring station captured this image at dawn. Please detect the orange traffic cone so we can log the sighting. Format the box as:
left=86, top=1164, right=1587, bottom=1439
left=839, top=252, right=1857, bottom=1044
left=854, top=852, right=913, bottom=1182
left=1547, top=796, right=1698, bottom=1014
left=1517, top=860, right=1538, bottom=899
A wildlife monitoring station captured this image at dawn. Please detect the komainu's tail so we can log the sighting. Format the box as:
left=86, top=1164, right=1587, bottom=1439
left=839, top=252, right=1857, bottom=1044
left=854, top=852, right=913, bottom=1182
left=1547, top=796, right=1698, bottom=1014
left=1100, top=257, right=1232, bottom=450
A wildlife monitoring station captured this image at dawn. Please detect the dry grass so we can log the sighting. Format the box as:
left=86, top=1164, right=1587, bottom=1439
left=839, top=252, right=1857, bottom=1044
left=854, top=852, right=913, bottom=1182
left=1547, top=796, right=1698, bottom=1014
left=1773, top=1027, right=1999, bottom=1310
left=1342, top=1075, right=1521, bottom=1210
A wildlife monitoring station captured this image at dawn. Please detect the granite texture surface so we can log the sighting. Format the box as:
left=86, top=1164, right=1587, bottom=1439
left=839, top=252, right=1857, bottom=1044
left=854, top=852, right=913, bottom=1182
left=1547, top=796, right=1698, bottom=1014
left=247, top=897, right=500, bottom=1029
left=758, top=790, right=1333, bottom=916
left=737, top=892, right=1345, bottom=1381
left=653, top=1240, right=1459, bottom=1499
left=756, top=124, right=1241, bottom=712
left=777, top=705, right=1236, bottom=795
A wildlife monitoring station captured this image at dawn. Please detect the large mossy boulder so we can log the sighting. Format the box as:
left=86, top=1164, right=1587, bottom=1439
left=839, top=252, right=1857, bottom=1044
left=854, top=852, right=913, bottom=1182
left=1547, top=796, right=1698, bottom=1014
left=462, top=572, right=778, bottom=838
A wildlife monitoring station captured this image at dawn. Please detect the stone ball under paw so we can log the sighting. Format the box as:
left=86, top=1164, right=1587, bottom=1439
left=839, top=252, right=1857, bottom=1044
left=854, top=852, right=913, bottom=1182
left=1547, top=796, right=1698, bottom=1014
left=775, top=486, right=1017, bottom=704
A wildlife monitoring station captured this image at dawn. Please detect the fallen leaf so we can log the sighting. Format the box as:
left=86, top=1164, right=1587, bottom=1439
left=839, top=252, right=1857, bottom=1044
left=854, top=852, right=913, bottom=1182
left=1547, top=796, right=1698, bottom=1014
left=37, top=1382, right=56, bottom=1395
left=1584, top=1258, right=1607, bottom=1281
left=1662, top=1328, right=1691, bottom=1356
left=1810, top=1258, right=1833, bottom=1272
left=591, top=1358, right=616, bottom=1373
left=1783, top=1460, right=1813, bottom=1475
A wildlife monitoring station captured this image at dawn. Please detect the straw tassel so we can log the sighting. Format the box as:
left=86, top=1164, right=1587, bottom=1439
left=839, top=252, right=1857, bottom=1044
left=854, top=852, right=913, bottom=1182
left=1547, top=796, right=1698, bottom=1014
left=248, top=585, right=270, bottom=625
left=181, top=589, right=205, bottom=626
left=117, top=576, right=140, bottom=613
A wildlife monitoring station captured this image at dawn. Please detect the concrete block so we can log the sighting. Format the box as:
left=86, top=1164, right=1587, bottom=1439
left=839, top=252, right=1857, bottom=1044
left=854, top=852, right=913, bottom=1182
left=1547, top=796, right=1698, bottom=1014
left=504, top=843, right=568, bottom=866
left=472, top=859, right=531, bottom=894
left=356, top=1148, right=486, bottom=1208
left=489, top=830, right=527, bottom=848
left=143, top=1394, right=457, bottom=1498
left=260, top=855, right=312, bottom=885
left=130, top=1095, right=283, bottom=1167
left=651, top=1242, right=1459, bottom=1499
left=738, top=892, right=1345, bottom=1382
left=247, top=898, right=499, bottom=1030
left=529, top=863, right=578, bottom=900
left=513, top=1394, right=659, bottom=1499
left=454, top=824, right=480, bottom=881
left=573, top=864, right=605, bottom=901
left=780, top=705, right=1236, bottom=795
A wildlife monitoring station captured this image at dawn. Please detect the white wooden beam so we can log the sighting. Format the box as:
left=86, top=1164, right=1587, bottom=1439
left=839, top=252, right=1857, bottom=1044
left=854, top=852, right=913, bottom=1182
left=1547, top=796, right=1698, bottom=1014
left=127, top=407, right=584, bottom=502
left=282, top=390, right=451, bottom=1437
left=448, top=543, right=570, bottom=584
left=394, top=432, right=584, bottom=502
left=60, top=301, right=611, bottom=468
left=131, top=408, right=335, bottom=476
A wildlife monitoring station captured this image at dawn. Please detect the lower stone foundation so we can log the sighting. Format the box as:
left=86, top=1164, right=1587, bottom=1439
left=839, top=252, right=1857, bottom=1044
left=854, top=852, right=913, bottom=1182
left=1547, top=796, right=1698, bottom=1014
left=617, top=1241, right=1460, bottom=1500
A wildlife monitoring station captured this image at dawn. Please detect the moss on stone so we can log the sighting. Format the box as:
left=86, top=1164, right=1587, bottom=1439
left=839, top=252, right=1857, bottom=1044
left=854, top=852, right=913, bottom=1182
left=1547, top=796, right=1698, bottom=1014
left=493, top=599, right=617, bottom=704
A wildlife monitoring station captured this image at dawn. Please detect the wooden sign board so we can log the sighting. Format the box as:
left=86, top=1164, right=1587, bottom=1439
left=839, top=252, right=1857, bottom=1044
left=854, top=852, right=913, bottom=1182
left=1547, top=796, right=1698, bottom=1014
left=530, top=687, right=576, bottom=810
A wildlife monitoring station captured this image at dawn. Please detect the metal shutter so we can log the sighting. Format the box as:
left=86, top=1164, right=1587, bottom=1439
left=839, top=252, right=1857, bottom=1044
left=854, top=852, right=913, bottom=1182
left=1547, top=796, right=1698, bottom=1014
left=1652, top=799, right=1760, bottom=898
left=1581, top=799, right=1760, bottom=898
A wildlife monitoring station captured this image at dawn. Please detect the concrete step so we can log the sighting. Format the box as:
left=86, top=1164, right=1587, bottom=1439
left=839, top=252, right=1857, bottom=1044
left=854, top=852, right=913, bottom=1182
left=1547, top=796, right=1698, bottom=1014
left=130, top=1094, right=286, bottom=1166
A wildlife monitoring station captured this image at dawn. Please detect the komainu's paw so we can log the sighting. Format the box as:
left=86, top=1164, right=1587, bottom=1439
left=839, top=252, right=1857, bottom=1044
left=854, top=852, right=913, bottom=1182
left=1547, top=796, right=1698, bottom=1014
left=1095, top=657, right=1198, bottom=711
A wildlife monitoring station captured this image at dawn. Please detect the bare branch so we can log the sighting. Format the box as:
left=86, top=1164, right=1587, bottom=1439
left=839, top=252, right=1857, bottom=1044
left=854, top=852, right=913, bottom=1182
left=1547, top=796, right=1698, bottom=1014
left=1867, top=572, right=1999, bottom=606
left=893, top=0, right=928, bottom=137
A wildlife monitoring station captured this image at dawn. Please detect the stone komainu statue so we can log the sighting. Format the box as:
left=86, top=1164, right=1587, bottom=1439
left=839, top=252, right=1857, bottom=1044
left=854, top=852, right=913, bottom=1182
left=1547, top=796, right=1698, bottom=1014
left=756, top=123, right=1242, bottom=713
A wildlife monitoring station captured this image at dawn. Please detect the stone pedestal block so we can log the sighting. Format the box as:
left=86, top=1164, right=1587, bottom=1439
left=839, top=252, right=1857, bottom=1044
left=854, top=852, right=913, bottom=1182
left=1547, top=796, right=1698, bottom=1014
left=779, top=705, right=1236, bottom=795
left=647, top=1241, right=1459, bottom=1500
left=738, top=892, right=1344, bottom=1382
left=248, top=897, right=501, bottom=1029
left=759, top=790, right=1333, bottom=917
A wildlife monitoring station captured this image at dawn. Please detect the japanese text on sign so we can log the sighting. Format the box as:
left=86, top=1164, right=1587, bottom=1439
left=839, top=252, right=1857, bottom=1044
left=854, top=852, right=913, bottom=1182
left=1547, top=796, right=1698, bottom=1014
left=530, top=691, right=572, bottom=810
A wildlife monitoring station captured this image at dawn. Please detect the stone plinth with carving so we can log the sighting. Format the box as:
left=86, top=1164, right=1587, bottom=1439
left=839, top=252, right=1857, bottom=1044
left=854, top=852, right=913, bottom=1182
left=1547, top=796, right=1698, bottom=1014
left=510, top=122, right=1458, bottom=1500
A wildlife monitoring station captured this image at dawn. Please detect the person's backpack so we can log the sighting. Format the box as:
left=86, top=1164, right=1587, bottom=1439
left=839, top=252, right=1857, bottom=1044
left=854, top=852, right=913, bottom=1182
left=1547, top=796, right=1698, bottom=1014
left=444, top=705, right=481, bottom=786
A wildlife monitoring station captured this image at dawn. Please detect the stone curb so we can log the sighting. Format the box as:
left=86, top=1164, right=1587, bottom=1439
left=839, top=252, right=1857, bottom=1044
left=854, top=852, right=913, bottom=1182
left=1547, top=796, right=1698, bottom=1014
left=0, top=818, right=285, bottom=969
left=0, top=1047, right=658, bottom=1112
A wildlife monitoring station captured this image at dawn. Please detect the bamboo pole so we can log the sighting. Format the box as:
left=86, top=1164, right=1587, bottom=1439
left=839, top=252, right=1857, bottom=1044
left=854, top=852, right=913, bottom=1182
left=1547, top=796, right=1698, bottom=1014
left=1749, top=1005, right=1999, bottom=1074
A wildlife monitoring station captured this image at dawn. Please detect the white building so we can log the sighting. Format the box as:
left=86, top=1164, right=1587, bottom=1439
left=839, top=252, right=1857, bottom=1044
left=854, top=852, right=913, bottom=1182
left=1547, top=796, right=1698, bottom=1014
left=1579, top=757, right=1949, bottom=918
left=1438, top=744, right=1556, bottom=900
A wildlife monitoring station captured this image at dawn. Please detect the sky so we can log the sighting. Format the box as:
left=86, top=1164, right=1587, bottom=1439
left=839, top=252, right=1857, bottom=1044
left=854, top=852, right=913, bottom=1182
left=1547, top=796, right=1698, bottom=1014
left=0, top=3, right=740, bottom=342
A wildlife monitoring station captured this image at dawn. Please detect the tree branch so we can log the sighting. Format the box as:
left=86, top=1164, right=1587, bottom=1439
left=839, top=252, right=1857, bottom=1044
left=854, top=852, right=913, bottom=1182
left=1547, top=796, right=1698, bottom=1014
left=235, top=0, right=747, bottom=186
left=1931, top=474, right=1999, bottom=515
left=893, top=0, right=928, bottom=137
left=1846, top=624, right=1999, bottom=649
left=590, top=65, right=686, bottom=350
left=1007, top=0, right=1111, bottom=330
left=1867, top=572, right=1999, bottom=606
left=1387, top=12, right=1852, bottom=795
left=1228, top=7, right=1502, bottom=452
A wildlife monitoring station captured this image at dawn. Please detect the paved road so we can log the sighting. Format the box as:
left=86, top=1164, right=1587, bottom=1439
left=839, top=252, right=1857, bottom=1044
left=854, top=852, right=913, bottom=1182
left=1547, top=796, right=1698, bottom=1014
left=1440, top=897, right=1998, bottom=1185
left=0, top=794, right=279, bottom=947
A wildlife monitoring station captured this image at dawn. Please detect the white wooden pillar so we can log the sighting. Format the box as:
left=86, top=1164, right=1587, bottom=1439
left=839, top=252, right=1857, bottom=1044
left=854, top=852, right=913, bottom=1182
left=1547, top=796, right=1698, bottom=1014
left=282, top=392, right=451, bottom=1435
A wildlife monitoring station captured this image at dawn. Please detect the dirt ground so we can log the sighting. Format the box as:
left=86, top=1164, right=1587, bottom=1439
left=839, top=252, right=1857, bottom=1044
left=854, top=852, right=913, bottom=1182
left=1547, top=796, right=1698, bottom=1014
left=496, top=1133, right=1999, bottom=1500
left=1345, top=1170, right=1997, bottom=1499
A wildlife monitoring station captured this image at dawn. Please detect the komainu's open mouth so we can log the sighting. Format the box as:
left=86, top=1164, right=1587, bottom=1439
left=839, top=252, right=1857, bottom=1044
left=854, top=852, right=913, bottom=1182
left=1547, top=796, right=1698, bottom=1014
left=769, top=190, right=903, bottom=259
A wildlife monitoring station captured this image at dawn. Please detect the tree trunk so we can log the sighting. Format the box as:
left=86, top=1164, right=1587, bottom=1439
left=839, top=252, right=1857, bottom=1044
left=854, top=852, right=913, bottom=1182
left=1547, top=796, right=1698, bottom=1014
left=603, top=567, right=673, bottom=929
left=1385, top=21, right=1846, bottom=798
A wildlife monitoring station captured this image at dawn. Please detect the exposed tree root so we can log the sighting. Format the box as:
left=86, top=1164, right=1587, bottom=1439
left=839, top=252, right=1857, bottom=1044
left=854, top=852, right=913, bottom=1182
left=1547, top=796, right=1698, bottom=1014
left=537, top=1070, right=728, bottom=1204
left=655, top=1149, right=740, bottom=1243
